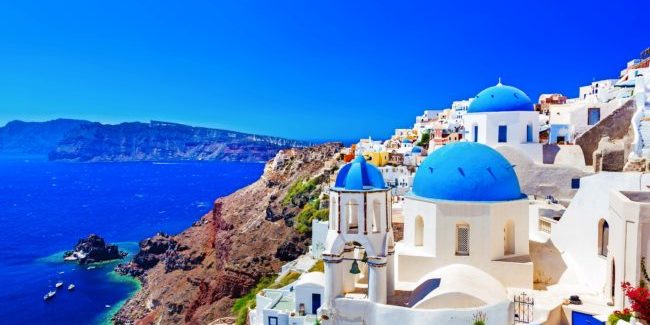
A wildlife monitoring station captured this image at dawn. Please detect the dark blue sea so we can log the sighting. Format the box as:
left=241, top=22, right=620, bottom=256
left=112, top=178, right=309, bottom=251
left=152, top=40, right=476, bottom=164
left=0, top=156, right=264, bottom=324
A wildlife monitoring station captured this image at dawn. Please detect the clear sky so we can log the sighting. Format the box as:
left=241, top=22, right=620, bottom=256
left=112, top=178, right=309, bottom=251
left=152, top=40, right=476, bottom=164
left=0, top=1, right=647, bottom=141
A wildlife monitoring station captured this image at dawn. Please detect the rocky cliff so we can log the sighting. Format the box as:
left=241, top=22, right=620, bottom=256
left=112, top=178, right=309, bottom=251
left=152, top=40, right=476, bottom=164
left=49, top=120, right=309, bottom=162
left=113, top=143, right=341, bottom=324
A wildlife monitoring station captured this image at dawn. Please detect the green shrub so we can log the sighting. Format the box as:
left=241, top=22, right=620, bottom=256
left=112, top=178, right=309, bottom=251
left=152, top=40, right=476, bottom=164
left=416, top=130, right=431, bottom=147
left=294, top=199, right=329, bottom=234
left=269, top=271, right=301, bottom=289
left=608, top=308, right=633, bottom=325
left=231, top=275, right=277, bottom=325
left=282, top=178, right=318, bottom=206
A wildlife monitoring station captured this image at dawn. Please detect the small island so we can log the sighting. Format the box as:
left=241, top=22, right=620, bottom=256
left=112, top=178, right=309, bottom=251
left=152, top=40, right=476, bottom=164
left=64, top=234, right=127, bottom=264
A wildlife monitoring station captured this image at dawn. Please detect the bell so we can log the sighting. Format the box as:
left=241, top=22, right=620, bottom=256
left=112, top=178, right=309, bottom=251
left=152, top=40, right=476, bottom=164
left=361, top=252, right=368, bottom=263
left=349, top=260, right=361, bottom=274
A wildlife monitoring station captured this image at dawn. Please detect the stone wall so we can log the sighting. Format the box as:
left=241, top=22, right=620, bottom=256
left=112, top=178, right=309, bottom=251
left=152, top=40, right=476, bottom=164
left=574, top=99, right=635, bottom=166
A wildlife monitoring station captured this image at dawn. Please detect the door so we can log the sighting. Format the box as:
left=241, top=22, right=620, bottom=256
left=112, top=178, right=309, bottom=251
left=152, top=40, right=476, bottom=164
left=588, top=108, right=601, bottom=125
left=572, top=311, right=604, bottom=325
left=268, top=316, right=279, bottom=325
left=311, top=293, right=321, bottom=314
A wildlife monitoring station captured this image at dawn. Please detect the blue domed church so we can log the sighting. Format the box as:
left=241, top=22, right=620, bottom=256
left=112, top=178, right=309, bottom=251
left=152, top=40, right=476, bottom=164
left=320, top=143, right=533, bottom=324
left=463, top=81, right=543, bottom=163
left=396, top=141, right=533, bottom=299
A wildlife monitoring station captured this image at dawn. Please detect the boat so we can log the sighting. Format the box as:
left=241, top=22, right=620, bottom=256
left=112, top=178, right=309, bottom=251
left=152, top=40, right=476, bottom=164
left=105, top=304, right=111, bottom=308
left=87, top=266, right=96, bottom=270
left=55, top=281, right=63, bottom=289
left=43, top=291, right=56, bottom=301
left=67, top=284, right=75, bottom=291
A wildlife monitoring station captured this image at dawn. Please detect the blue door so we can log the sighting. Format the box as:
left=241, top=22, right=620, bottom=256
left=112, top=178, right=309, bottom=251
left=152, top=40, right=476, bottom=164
left=572, top=311, right=604, bottom=325
left=312, top=293, right=321, bottom=314
left=526, top=124, right=533, bottom=143
left=498, top=125, right=508, bottom=143
left=588, top=108, right=601, bottom=125
left=473, top=125, right=479, bottom=142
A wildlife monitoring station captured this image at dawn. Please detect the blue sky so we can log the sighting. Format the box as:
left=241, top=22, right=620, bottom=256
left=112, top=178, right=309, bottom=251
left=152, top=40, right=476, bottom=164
left=0, top=1, right=647, bottom=141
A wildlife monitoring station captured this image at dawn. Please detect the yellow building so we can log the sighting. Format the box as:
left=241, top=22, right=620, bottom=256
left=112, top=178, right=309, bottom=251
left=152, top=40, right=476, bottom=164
left=362, top=151, right=389, bottom=167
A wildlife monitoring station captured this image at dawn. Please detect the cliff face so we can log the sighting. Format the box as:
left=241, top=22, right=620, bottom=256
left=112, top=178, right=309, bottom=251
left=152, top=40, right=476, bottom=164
left=49, top=121, right=308, bottom=162
left=114, top=143, right=341, bottom=325
left=0, top=119, right=91, bottom=155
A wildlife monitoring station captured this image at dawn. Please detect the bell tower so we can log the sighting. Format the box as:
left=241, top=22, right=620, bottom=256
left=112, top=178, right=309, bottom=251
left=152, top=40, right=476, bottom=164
left=321, top=156, right=394, bottom=315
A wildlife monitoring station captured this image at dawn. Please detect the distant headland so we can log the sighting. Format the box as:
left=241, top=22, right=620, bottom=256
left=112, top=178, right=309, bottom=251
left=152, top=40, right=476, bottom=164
left=0, top=119, right=310, bottom=162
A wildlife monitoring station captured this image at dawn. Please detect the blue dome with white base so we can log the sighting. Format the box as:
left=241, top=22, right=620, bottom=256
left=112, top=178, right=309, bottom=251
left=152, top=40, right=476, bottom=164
left=468, top=82, right=533, bottom=113
left=334, top=156, right=386, bottom=191
left=411, top=142, right=523, bottom=202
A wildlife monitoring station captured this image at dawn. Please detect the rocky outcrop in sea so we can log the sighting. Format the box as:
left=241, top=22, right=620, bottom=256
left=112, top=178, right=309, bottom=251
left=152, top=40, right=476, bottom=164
left=64, top=234, right=127, bottom=264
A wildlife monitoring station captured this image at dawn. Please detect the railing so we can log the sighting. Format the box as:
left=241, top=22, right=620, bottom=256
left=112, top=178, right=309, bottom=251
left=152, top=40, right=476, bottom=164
left=538, top=218, right=552, bottom=234
left=514, top=292, right=534, bottom=324
left=630, top=75, right=649, bottom=158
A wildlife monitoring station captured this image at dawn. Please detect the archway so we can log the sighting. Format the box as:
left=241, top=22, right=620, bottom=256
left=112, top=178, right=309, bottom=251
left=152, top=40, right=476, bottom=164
left=598, top=219, right=609, bottom=257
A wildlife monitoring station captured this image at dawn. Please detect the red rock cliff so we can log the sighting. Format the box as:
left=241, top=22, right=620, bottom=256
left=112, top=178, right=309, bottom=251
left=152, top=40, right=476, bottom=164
left=114, top=143, right=341, bottom=324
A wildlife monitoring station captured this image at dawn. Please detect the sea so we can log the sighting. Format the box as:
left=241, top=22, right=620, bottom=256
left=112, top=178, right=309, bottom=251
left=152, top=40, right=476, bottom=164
left=0, top=156, right=265, bottom=324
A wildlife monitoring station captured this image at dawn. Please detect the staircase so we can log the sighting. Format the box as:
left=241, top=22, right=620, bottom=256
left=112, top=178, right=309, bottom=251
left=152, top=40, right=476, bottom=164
left=631, top=73, right=650, bottom=158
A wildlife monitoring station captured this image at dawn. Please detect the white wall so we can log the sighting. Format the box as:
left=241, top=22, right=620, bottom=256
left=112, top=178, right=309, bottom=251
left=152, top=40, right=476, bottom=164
left=326, top=298, right=512, bottom=325
left=551, top=172, right=645, bottom=299
left=398, top=196, right=532, bottom=288
left=463, top=111, right=542, bottom=163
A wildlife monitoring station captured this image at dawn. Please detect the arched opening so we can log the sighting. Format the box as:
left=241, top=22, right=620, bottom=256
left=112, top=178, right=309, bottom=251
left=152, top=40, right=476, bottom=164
left=504, top=220, right=515, bottom=255
left=456, top=223, right=470, bottom=256
left=346, top=200, right=359, bottom=234
left=610, top=260, right=616, bottom=302
left=414, top=216, right=424, bottom=246
left=330, top=196, right=338, bottom=231
left=598, top=219, right=609, bottom=257
left=372, top=200, right=381, bottom=233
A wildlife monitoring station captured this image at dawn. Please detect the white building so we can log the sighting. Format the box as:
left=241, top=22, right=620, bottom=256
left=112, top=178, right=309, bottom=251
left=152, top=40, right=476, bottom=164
left=463, top=82, right=543, bottom=163
left=250, top=272, right=325, bottom=325
left=379, top=165, right=413, bottom=196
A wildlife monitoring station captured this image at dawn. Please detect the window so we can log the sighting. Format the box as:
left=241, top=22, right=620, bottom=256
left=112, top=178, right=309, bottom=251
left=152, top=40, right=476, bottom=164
left=414, top=216, right=424, bottom=246
left=526, top=123, right=533, bottom=143
left=346, top=200, right=358, bottom=234
left=473, top=125, right=479, bottom=142
left=268, top=316, right=279, bottom=325
left=598, top=219, right=609, bottom=257
left=588, top=107, right=601, bottom=125
left=498, top=125, right=508, bottom=143
left=571, top=178, right=580, bottom=189
left=372, top=200, right=381, bottom=233
left=456, top=223, right=470, bottom=255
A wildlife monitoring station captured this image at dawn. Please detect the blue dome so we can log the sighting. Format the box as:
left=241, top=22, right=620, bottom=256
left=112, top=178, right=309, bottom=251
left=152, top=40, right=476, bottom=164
left=411, top=142, right=523, bottom=202
left=334, top=156, right=386, bottom=191
left=412, top=146, right=423, bottom=154
left=468, top=83, right=533, bottom=113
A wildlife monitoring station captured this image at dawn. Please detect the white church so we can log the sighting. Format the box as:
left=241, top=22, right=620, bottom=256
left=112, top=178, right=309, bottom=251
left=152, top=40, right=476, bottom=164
left=463, top=81, right=543, bottom=163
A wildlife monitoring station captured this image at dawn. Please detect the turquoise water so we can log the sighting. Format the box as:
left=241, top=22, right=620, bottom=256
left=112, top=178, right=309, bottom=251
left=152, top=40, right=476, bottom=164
left=0, top=157, right=264, bottom=324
